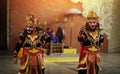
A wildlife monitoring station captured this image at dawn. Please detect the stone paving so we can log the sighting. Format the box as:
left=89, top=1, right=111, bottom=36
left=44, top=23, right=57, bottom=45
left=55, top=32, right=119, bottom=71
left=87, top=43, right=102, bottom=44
left=0, top=52, right=120, bottom=74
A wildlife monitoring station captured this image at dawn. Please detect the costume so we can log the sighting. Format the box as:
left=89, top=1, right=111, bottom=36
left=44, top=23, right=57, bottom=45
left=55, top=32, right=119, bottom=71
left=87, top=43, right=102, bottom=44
left=13, top=14, right=45, bottom=74
left=77, top=11, right=104, bottom=74
left=18, top=32, right=45, bottom=74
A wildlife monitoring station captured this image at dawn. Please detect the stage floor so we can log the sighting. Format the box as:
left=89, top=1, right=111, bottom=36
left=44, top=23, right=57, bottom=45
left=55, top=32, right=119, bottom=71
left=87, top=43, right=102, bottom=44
left=0, top=52, right=120, bottom=74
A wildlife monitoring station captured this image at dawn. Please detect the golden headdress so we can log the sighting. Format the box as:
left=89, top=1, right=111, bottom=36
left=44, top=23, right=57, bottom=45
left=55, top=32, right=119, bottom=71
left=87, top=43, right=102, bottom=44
left=86, top=11, right=99, bottom=23
left=26, top=13, right=38, bottom=25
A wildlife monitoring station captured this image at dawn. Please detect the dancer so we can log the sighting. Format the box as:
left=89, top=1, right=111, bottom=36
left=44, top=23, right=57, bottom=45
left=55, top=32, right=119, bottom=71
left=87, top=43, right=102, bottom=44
left=13, top=13, right=45, bottom=74
left=77, top=11, right=104, bottom=74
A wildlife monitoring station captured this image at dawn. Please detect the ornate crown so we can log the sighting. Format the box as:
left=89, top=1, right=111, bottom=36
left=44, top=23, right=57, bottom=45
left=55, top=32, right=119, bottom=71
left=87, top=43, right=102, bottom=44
left=86, top=11, right=99, bottom=23
left=26, top=13, right=38, bottom=25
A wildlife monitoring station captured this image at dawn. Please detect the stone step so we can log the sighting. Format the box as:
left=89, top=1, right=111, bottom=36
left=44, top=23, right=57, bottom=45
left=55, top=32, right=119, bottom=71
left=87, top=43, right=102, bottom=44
left=44, top=54, right=79, bottom=62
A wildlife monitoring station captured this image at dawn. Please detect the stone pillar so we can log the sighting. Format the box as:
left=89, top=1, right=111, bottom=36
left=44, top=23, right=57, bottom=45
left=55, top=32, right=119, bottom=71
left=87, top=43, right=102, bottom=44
left=7, top=0, right=10, bottom=50
left=108, top=0, right=120, bottom=52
